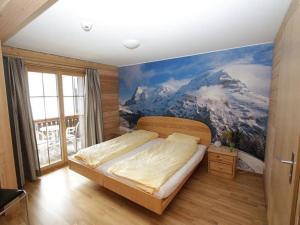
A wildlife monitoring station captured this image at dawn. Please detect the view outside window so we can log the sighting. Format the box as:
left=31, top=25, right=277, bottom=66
left=28, top=72, right=62, bottom=167
left=62, top=75, right=85, bottom=156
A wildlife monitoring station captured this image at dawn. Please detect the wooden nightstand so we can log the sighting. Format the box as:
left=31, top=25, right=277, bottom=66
left=208, top=145, right=238, bottom=179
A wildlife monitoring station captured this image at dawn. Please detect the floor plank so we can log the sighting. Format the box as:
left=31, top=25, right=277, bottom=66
left=0, top=164, right=267, bottom=225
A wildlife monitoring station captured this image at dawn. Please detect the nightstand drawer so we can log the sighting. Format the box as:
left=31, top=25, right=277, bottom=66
left=208, top=152, right=234, bottom=164
left=209, top=161, right=233, bottom=174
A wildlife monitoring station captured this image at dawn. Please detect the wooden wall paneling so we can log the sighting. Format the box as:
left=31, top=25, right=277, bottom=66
left=2, top=46, right=117, bottom=72
left=101, top=94, right=119, bottom=111
left=0, top=41, right=17, bottom=188
left=0, top=0, right=57, bottom=42
left=100, top=71, right=120, bottom=140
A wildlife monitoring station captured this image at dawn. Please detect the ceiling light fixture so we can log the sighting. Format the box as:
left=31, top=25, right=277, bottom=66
left=81, top=20, right=93, bottom=32
left=122, top=39, right=140, bottom=49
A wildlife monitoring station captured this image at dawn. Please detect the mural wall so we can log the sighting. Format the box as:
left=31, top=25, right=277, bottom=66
left=119, top=44, right=273, bottom=172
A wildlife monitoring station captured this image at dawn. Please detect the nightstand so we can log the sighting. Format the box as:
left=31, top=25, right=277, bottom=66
left=208, top=145, right=238, bottom=179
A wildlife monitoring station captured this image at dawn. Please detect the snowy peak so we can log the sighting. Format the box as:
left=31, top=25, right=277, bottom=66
left=125, top=84, right=175, bottom=106
left=178, top=70, right=247, bottom=94
left=156, top=86, right=173, bottom=96
left=125, top=86, right=149, bottom=105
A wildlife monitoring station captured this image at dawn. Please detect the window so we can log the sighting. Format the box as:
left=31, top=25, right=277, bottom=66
left=62, top=75, right=85, bottom=155
left=28, top=71, right=85, bottom=169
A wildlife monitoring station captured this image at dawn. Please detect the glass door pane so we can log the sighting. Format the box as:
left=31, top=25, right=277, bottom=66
left=28, top=72, right=62, bottom=167
left=62, top=75, right=85, bottom=156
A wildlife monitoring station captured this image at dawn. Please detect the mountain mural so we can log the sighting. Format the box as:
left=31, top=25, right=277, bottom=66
left=119, top=44, right=273, bottom=169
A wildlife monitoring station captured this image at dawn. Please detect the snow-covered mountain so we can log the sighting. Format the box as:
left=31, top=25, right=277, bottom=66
left=120, top=70, right=269, bottom=159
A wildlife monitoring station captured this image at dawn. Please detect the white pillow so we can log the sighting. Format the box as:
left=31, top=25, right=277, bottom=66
left=166, top=132, right=200, bottom=144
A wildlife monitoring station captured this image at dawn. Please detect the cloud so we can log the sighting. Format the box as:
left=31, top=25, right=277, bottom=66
left=120, top=65, right=156, bottom=90
left=194, top=85, right=227, bottom=102
left=160, top=77, right=191, bottom=92
left=222, top=63, right=272, bottom=97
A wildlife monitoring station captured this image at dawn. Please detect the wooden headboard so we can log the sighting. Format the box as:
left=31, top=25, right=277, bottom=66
left=137, top=116, right=212, bottom=146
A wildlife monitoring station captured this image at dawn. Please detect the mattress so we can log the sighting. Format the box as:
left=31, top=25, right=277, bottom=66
left=99, top=138, right=207, bottom=199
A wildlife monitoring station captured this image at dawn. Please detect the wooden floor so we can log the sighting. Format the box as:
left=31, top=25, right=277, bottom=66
left=0, top=164, right=267, bottom=225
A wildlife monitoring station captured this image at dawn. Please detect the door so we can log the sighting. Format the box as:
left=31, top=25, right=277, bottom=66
left=268, top=5, right=300, bottom=225
left=28, top=72, right=63, bottom=167
left=28, top=69, right=86, bottom=171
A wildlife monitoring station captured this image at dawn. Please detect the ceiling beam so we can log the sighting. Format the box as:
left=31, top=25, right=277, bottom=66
left=0, top=0, right=57, bottom=42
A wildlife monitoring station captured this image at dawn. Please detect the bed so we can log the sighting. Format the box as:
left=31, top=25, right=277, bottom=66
left=69, top=116, right=212, bottom=214
left=99, top=138, right=207, bottom=198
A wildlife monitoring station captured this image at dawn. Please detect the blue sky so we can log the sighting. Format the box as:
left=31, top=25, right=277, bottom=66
left=119, top=43, right=273, bottom=102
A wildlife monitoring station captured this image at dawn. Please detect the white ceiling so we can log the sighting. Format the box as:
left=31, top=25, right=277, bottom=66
left=5, top=0, right=291, bottom=67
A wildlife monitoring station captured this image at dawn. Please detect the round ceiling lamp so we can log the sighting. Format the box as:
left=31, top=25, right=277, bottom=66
left=122, top=39, right=140, bottom=49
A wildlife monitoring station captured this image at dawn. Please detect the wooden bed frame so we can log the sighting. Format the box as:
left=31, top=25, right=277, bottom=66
left=69, top=116, right=212, bottom=214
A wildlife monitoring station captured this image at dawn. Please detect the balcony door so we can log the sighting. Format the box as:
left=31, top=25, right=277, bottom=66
left=28, top=70, right=85, bottom=170
left=62, top=75, right=85, bottom=156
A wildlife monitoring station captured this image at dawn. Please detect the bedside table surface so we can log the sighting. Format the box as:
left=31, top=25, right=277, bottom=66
left=208, top=145, right=238, bottom=157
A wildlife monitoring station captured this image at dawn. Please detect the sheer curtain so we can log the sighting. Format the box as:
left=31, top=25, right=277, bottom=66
left=84, top=68, right=104, bottom=147
left=3, top=56, right=40, bottom=187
